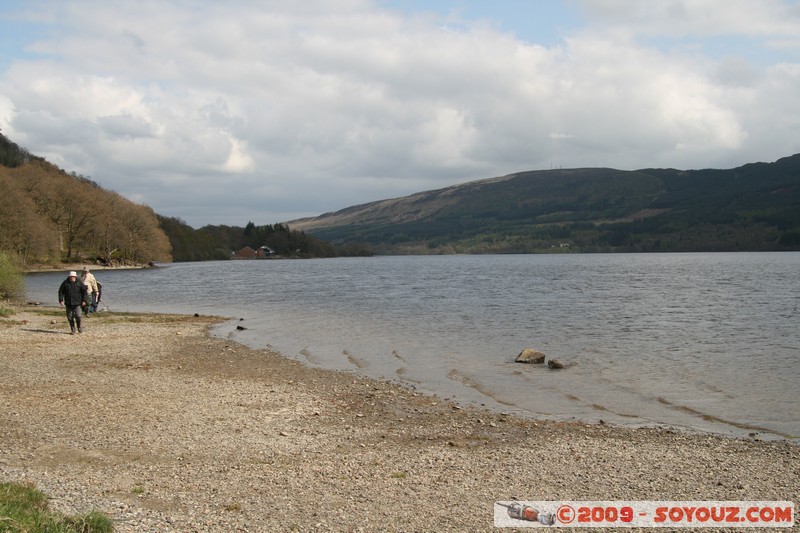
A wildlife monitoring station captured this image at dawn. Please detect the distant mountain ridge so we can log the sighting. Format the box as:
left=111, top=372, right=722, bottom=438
left=288, top=154, right=800, bottom=253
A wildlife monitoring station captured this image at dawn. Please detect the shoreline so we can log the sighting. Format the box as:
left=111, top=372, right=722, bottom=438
left=1, top=308, right=798, bottom=531
left=24, top=263, right=156, bottom=274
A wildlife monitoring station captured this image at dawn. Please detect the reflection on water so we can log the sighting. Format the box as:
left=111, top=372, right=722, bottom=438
left=25, top=253, right=800, bottom=440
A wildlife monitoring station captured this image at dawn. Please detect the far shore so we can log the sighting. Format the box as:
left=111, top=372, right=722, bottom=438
left=1, top=308, right=798, bottom=531
left=24, top=262, right=160, bottom=274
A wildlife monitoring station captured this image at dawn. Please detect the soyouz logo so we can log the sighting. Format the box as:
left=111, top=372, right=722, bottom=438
left=494, top=501, right=795, bottom=528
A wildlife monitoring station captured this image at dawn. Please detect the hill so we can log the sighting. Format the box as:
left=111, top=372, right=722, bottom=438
left=1, top=131, right=371, bottom=266
left=288, top=155, right=800, bottom=253
left=0, top=132, right=171, bottom=266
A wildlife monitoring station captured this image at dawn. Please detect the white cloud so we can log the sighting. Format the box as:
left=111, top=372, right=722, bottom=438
left=575, top=0, right=800, bottom=38
left=222, top=136, right=255, bottom=173
left=0, top=0, right=798, bottom=226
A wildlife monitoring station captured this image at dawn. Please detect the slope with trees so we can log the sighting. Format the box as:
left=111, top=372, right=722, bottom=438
left=1, top=131, right=369, bottom=271
left=0, top=132, right=171, bottom=267
left=289, top=155, right=800, bottom=254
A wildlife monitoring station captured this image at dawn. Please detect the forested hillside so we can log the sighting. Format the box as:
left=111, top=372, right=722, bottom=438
left=1, top=132, right=370, bottom=266
left=0, top=132, right=171, bottom=266
left=289, top=155, right=800, bottom=254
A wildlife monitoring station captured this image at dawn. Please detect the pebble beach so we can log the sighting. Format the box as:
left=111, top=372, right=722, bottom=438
left=1, top=308, right=797, bottom=531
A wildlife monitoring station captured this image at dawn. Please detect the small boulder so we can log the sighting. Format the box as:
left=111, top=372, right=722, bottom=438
left=547, top=359, right=565, bottom=369
left=236, top=325, right=247, bottom=331
left=515, top=348, right=546, bottom=364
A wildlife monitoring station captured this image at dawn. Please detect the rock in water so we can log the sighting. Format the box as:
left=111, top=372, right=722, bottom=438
left=547, top=359, right=565, bottom=369
left=515, top=348, right=546, bottom=364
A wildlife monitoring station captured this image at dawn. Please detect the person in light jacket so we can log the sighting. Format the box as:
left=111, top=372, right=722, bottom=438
left=58, top=271, right=88, bottom=334
left=80, top=266, right=99, bottom=315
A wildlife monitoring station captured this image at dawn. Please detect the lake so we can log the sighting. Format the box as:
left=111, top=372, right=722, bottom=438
left=25, top=252, right=800, bottom=440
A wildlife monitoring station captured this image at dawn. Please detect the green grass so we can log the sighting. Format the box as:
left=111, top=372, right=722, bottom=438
left=0, top=482, right=113, bottom=533
left=0, top=252, right=23, bottom=301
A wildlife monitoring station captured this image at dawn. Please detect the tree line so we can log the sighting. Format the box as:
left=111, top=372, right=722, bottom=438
left=158, top=217, right=373, bottom=261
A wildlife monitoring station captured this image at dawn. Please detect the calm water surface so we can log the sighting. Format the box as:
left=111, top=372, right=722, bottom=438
left=26, top=253, right=800, bottom=440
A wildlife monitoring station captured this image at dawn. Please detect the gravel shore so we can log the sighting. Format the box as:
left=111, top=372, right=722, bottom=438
left=1, top=308, right=797, bottom=532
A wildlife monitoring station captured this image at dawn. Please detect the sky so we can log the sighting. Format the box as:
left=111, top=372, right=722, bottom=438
left=1, top=1, right=799, bottom=228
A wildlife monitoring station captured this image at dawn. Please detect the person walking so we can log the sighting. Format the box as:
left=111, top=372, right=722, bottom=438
left=80, top=266, right=99, bottom=316
left=58, top=270, right=88, bottom=334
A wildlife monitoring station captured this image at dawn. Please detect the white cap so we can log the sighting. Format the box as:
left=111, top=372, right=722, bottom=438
left=69, top=271, right=77, bottom=277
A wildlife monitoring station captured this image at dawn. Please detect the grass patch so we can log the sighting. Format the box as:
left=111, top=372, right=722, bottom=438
left=22, top=307, right=225, bottom=325
left=0, top=252, right=24, bottom=301
left=0, top=481, right=113, bottom=532
left=26, top=308, right=64, bottom=317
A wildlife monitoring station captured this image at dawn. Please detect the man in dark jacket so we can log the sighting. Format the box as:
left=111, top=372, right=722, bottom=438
left=58, top=270, right=88, bottom=334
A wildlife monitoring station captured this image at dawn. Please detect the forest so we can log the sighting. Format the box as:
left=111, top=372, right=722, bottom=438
left=0, top=131, right=370, bottom=271
left=0, top=132, right=171, bottom=266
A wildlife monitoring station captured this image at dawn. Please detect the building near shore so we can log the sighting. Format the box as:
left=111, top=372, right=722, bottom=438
left=232, top=245, right=275, bottom=259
